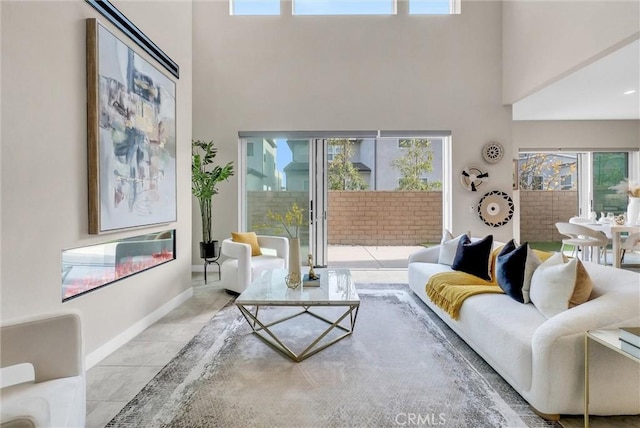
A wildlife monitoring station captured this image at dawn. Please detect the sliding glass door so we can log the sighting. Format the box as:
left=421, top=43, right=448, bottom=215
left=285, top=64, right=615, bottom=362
left=591, top=152, right=629, bottom=215
left=240, top=132, right=449, bottom=267
left=517, top=149, right=638, bottom=243
left=241, top=138, right=328, bottom=267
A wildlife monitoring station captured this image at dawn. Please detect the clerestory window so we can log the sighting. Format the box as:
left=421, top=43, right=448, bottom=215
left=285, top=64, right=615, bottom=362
left=410, top=0, right=458, bottom=14
left=230, top=0, right=280, bottom=16
left=230, top=0, right=458, bottom=16
left=293, top=0, right=395, bottom=15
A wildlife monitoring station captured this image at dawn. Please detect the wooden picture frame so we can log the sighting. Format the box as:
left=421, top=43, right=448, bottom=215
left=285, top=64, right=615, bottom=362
left=87, top=19, right=177, bottom=234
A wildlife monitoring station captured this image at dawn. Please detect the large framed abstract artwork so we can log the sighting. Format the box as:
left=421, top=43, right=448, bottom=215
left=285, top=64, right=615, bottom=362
left=86, top=18, right=177, bottom=234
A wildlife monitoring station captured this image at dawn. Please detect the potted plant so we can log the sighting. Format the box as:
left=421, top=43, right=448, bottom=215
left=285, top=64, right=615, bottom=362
left=192, top=140, right=234, bottom=259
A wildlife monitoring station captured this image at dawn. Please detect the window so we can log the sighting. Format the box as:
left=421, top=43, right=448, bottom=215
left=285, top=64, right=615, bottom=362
left=247, top=142, right=254, bottom=157
left=517, top=149, right=638, bottom=245
left=397, top=177, right=432, bottom=186
left=518, top=153, right=577, bottom=191
left=327, top=144, right=342, bottom=162
left=592, top=152, right=628, bottom=214
left=532, top=176, right=543, bottom=190
left=399, top=139, right=411, bottom=148
left=293, top=0, right=395, bottom=15
left=410, top=0, right=457, bottom=15
left=230, top=0, right=459, bottom=16
left=231, top=0, right=280, bottom=15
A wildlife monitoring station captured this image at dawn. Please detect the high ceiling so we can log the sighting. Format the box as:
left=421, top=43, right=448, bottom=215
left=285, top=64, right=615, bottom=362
left=512, top=39, right=640, bottom=121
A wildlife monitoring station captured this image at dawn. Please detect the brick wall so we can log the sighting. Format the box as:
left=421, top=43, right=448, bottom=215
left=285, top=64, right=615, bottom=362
left=248, top=191, right=443, bottom=246
left=248, top=190, right=572, bottom=246
left=328, top=191, right=443, bottom=245
left=247, top=191, right=310, bottom=242
left=519, top=190, right=577, bottom=242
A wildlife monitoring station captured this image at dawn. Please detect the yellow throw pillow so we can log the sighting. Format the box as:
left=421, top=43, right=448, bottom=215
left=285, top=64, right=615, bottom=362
left=231, top=232, right=262, bottom=256
left=569, top=260, right=594, bottom=308
left=532, top=249, right=554, bottom=262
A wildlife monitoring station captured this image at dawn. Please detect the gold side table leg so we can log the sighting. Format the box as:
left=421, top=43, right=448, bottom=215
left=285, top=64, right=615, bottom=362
left=584, top=333, right=589, bottom=428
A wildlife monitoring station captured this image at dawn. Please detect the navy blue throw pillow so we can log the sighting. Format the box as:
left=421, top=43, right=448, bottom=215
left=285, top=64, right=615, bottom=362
left=451, top=235, right=494, bottom=281
left=495, top=239, right=528, bottom=303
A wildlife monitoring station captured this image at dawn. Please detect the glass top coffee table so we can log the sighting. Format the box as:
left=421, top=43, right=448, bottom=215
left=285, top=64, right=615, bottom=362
left=235, top=268, right=360, bottom=362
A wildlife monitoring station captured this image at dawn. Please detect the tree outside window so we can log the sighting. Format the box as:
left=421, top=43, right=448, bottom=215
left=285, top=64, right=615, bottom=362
left=327, top=139, right=368, bottom=190
left=518, top=153, right=577, bottom=191
left=391, top=139, right=442, bottom=190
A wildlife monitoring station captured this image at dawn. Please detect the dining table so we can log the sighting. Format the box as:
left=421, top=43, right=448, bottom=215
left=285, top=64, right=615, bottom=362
left=581, top=222, right=640, bottom=268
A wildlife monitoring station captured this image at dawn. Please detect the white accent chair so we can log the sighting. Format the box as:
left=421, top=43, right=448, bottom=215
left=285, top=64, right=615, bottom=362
left=556, top=222, right=609, bottom=265
left=1, top=312, right=85, bottom=428
left=621, top=232, right=640, bottom=264
left=221, top=235, right=289, bottom=294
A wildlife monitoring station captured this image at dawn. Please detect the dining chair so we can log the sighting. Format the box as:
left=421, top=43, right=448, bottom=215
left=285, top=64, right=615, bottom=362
left=568, top=216, right=592, bottom=224
left=555, top=222, right=609, bottom=265
left=620, top=232, right=640, bottom=264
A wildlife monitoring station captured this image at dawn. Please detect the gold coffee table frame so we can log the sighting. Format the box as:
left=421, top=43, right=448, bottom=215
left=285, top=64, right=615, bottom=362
left=235, top=268, right=360, bottom=362
left=236, top=303, right=359, bottom=362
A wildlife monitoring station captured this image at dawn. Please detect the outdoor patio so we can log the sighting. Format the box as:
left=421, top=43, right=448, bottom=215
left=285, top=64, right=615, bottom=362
left=327, top=244, right=640, bottom=273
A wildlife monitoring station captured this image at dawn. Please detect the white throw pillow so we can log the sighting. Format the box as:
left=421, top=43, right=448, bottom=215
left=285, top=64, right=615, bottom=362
left=529, top=252, right=577, bottom=318
left=438, top=230, right=469, bottom=266
left=521, top=247, right=542, bottom=304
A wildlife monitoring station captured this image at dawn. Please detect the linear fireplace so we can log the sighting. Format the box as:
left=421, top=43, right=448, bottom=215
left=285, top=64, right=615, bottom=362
left=62, top=229, right=175, bottom=301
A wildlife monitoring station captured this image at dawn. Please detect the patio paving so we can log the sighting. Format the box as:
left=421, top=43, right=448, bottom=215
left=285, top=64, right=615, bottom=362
left=327, top=244, right=639, bottom=273
left=328, top=245, right=424, bottom=269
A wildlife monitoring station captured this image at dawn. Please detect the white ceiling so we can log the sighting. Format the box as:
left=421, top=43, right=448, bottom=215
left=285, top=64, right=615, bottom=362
left=512, top=39, right=640, bottom=121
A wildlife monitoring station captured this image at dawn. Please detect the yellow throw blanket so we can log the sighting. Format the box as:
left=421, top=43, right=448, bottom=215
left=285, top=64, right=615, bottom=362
left=425, top=247, right=554, bottom=320
left=426, top=272, right=503, bottom=320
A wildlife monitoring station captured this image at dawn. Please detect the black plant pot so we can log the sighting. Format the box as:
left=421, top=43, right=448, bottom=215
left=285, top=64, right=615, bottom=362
left=200, top=240, right=220, bottom=259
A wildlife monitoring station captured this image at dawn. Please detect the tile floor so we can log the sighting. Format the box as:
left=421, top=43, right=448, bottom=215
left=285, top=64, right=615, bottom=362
left=85, top=275, right=232, bottom=427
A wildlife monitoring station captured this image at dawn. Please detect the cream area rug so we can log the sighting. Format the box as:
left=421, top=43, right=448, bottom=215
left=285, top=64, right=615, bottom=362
left=107, top=284, right=562, bottom=428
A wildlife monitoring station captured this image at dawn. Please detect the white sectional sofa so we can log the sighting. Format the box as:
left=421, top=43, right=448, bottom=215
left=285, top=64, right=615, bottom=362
left=408, top=244, right=640, bottom=418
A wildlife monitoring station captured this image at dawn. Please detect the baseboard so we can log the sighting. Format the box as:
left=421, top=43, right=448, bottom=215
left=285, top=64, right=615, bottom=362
left=85, top=287, right=194, bottom=369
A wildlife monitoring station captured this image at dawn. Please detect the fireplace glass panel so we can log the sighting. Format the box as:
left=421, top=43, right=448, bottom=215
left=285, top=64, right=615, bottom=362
left=62, top=229, right=175, bottom=301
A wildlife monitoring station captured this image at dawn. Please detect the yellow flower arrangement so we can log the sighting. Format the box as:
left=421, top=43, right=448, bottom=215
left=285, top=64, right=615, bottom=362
left=266, top=202, right=307, bottom=239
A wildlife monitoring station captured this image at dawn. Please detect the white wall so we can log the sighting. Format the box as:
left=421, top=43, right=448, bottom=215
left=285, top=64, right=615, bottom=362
left=192, top=0, right=513, bottom=264
left=513, top=120, right=640, bottom=151
left=503, top=0, right=640, bottom=104
left=0, top=0, right=193, bottom=357
left=0, top=0, right=3, bottom=298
